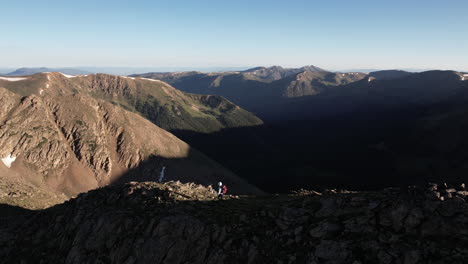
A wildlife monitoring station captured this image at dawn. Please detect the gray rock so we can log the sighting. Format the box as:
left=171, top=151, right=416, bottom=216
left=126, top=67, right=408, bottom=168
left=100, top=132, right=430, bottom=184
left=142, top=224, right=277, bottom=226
left=315, top=197, right=339, bottom=217
left=404, top=250, right=420, bottom=264
left=309, top=222, right=342, bottom=238
left=314, top=240, right=350, bottom=263
left=405, top=207, right=424, bottom=229
left=377, top=250, right=393, bottom=264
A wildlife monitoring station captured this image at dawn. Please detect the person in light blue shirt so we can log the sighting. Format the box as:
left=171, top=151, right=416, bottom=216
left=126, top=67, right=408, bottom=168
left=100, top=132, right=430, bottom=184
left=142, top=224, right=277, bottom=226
left=158, top=166, right=166, bottom=182
left=217, top=182, right=223, bottom=198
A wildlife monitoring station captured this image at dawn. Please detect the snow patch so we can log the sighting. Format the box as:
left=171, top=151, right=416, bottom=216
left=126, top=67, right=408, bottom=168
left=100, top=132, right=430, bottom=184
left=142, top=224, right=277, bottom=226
left=0, top=77, right=28, bottom=81
left=141, top=78, right=161, bottom=82
left=1, top=154, right=16, bottom=168
left=44, top=73, right=51, bottom=88
left=122, top=76, right=135, bottom=80
left=60, top=73, right=76, bottom=78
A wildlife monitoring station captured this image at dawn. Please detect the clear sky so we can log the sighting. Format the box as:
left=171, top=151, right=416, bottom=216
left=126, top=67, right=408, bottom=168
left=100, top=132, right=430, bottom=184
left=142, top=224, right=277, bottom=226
left=1, top=0, right=468, bottom=71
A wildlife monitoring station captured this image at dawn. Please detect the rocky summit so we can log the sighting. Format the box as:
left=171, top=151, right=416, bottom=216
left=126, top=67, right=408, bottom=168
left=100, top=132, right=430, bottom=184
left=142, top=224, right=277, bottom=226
left=1, top=181, right=467, bottom=263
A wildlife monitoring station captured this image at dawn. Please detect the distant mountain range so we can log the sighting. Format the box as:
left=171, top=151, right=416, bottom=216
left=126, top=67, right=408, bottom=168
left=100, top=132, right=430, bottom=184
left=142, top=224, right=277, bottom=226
left=79, top=66, right=252, bottom=75
left=4, top=67, right=92, bottom=76
left=132, top=66, right=468, bottom=191
left=132, top=66, right=468, bottom=120
left=131, top=65, right=372, bottom=114
left=0, top=66, right=255, bottom=76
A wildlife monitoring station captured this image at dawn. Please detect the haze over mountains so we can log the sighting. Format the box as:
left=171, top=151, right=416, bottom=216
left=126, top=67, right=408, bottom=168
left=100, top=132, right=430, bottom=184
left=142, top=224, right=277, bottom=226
left=1, top=66, right=255, bottom=76
left=4, top=67, right=92, bottom=76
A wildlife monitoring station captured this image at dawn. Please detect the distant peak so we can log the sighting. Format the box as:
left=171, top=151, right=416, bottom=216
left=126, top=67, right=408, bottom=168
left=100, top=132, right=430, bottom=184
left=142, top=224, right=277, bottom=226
left=6, top=67, right=92, bottom=76
left=299, top=65, right=325, bottom=72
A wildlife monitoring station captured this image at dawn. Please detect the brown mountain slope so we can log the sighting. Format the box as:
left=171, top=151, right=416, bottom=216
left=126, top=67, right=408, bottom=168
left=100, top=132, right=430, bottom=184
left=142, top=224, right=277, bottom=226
left=0, top=72, right=263, bottom=133
left=0, top=87, right=261, bottom=204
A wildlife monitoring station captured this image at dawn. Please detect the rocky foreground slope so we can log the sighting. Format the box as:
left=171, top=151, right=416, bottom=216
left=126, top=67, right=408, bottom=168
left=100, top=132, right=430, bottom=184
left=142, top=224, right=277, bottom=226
left=1, top=181, right=467, bottom=263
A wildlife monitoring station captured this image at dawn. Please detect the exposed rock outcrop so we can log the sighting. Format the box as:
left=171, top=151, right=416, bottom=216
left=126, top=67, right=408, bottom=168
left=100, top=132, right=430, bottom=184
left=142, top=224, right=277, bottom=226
left=1, top=182, right=467, bottom=263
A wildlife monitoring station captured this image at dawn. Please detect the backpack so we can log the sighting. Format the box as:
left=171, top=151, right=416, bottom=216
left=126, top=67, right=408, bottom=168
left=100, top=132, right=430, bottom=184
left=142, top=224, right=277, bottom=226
left=222, top=185, right=228, bottom=194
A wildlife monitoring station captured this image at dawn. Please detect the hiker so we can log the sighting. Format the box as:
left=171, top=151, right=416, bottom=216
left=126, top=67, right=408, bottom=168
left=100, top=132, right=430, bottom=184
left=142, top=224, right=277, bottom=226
left=218, top=182, right=228, bottom=199
left=158, top=166, right=166, bottom=182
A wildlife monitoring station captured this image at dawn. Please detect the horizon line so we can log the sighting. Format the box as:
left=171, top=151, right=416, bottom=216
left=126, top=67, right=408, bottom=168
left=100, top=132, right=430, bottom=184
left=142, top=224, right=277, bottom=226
left=1, top=65, right=468, bottom=73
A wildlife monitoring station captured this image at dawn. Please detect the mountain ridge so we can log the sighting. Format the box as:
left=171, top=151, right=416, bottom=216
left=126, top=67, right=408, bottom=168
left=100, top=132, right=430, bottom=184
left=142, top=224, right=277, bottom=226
left=0, top=72, right=263, bottom=134
left=130, top=65, right=366, bottom=112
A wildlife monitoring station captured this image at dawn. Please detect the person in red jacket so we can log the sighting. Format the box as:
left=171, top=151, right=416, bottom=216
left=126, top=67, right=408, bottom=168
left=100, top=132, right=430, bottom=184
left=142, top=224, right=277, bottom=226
left=217, top=182, right=228, bottom=199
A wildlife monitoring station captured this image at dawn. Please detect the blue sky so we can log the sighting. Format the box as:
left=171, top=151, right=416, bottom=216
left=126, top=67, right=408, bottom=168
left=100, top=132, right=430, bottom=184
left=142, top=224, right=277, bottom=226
left=1, top=0, right=468, bottom=71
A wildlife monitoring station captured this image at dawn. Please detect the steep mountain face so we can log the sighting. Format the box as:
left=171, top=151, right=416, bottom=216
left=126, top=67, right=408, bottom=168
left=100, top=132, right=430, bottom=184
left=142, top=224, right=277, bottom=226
left=4, top=67, right=91, bottom=76
left=1, top=181, right=467, bottom=263
left=0, top=87, right=261, bottom=202
left=0, top=73, right=262, bottom=133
